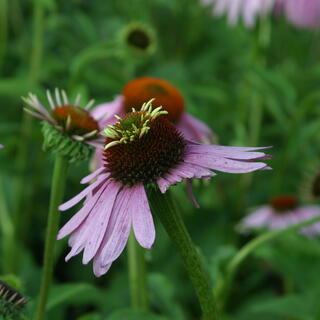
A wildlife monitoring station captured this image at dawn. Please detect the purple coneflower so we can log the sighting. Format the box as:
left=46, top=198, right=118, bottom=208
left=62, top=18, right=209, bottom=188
left=202, top=0, right=276, bottom=28
left=91, top=77, right=215, bottom=169
left=240, top=195, right=320, bottom=236
left=58, top=99, right=271, bottom=277
left=23, top=89, right=105, bottom=150
left=279, top=0, right=320, bottom=29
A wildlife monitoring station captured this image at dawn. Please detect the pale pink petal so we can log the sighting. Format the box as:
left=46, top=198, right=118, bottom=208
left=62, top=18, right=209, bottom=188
left=187, top=144, right=269, bottom=160
left=184, top=153, right=268, bottom=173
left=91, top=95, right=125, bottom=128
left=157, top=177, right=172, bottom=193
left=93, top=258, right=112, bottom=277
left=80, top=167, right=106, bottom=184
left=186, top=179, right=200, bottom=209
left=58, top=179, right=111, bottom=240
left=59, top=173, right=109, bottom=211
left=81, top=181, right=122, bottom=264
left=131, top=185, right=155, bottom=249
left=176, top=112, right=214, bottom=144
left=99, top=188, right=133, bottom=266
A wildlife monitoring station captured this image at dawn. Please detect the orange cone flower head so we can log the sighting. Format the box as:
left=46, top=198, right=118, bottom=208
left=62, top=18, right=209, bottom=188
left=122, top=77, right=185, bottom=122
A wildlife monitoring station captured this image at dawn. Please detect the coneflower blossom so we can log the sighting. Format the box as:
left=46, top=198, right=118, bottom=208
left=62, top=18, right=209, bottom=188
left=91, top=77, right=215, bottom=168
left=279, top=0, right=320, bottom=29
left=202, top=0, right=276, bottom=28
left=240, top=195, right=320, bottom=236
left=0, top=280, right=28, bottom=318
left=23, top=89, right=105, bottom=149
left=58, top=99, right=271, bottom=277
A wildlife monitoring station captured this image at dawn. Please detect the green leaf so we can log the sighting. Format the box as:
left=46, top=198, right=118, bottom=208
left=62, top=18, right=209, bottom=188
left=46, top=283, right=100, bottom=311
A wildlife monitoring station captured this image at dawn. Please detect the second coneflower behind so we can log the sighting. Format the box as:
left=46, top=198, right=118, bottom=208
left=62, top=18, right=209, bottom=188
left=58, top=99, right=271, bottom=277
left=239, top=195, right=320, bottom=236
left=91, top=77, right=215, bottom=169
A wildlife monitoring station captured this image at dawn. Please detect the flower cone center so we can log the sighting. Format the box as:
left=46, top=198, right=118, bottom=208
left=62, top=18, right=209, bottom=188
left=104, top=114, right=186, bottom=186
left=122, top=77, right=185, bottom=122
left=271, top=195, right=298, bottom=212
left=127, top=29, right=151, bottom=50
left=53, top=105, right=99, bottom=136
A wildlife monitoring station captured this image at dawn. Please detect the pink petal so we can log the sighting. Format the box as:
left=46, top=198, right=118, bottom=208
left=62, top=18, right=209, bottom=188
left=58, top=179, right=111, bottom=240
left=131, top=185, right=155, bottom=249
left=81, top=181, right=122, bottom=264
left=93, top=258, right=112, bottom=277
left=80, top=167, right=106, bottom=184
left=184, top=153, right=268, bottom=173
left=99, top=187, right=133, bottom=266
left=157, top=177, right=172, bottom=193
left=176, top=112, right=214, bottom=144
left=187, top=144, right=269, bottom=160
left=186, top=179, right=200, bottom=208
left=91, top=95, right=125, bottom=128
left=59, top=173, right=109, bottom=211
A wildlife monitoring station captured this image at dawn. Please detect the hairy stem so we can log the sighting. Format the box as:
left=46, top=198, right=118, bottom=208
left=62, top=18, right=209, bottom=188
left=147, top=187, right=218, bottom=320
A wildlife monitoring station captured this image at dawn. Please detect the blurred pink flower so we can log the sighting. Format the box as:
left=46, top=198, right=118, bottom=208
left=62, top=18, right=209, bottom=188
left=58, top=101, right=271, bottom=276
left=280, top=0, right=320, bottom=29
left=202, top=0, right=276, bottom=27
left=240, top=195, right=320, bottom=236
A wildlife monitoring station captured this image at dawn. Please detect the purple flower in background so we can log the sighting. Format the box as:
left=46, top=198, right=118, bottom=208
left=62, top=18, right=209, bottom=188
left=90, top=77, right=215, bottom=170
left=279, top=0, right=320, bottom=29
left=202, top=0, right=276, bottom=27
left=240, top=195, right=320, bottom=236
left=58, top=100, right=271, bottom=277
left=0, top=145, right=3, bottom=148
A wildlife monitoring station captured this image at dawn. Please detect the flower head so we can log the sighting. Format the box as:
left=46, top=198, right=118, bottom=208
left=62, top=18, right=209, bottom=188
left=58, top=100, right=271, bottom=276
left=119, top=22, right=157, bottom=55
left=239, top=195, right=320, bottom=236
left=23, top=89, right=104, bottom=162
left=0, top=280, right=28, bottom=319
left=202, top=0, right=276, bottom=28
left=91, top=77, right=216, bottom=169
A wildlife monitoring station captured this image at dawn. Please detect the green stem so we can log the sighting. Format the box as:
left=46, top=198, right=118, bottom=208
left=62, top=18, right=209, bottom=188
left=0, top=175, right=14, bottom=274
left=147, top=188, right=218, bottom=320
left=0, top=0, right=8, bottom=71
left=34, top=155, right=68, bottom=320
left=128, top=232, right=149, bottom=310
left=216, top=214, right=320, bottom=310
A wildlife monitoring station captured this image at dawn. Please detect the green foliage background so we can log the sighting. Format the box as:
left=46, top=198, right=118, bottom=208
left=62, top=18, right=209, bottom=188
left=0, top=0, right=320, bottom=319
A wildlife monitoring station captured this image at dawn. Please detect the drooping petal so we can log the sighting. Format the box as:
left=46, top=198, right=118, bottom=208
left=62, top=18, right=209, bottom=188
left=99, top=187, right=133, bottom=266
left=59, top=173, right=109, bottom=211
left=93, top=258, right=112, bottom=278
left=186, top=179, right=200, bottom=209
left=80, top=167, right=106, bottom=184
left=81, top=181, right=122, bottom=264
left=131, top=185, right=155, bottom=249
left=176, top=112, right=214, bottom=144
left=58, top=179, right=111, bottom=240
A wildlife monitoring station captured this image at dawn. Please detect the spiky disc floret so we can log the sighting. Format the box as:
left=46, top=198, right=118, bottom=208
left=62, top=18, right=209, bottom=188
left=102, top=100, right=186, bottom=186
